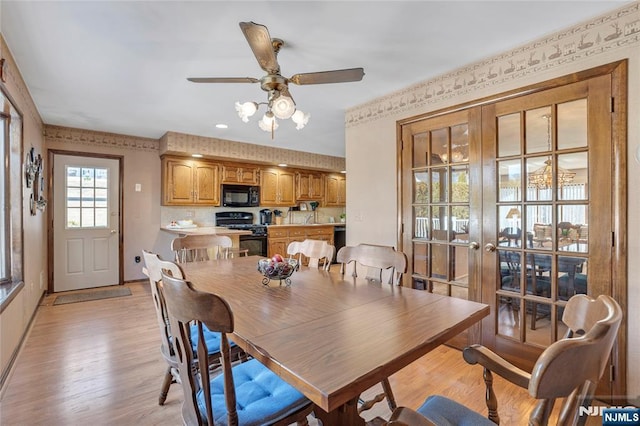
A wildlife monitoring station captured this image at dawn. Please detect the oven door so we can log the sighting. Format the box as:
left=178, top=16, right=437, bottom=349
left=239, top=235, right=267, bottom=257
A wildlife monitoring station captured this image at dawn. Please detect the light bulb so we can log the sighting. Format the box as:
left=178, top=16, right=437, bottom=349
left=272, top=95, right=295, bottom=119
left=291, top=110, right=310, bottom=130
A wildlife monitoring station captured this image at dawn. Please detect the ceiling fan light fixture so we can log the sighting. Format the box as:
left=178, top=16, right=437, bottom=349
left=272, top=94, right=296, bottom=119
left=258, top=111, right=278, bottom=132
left=235, top=101, right=258, bottom=122
left=291, top=109, right=310, bottom=130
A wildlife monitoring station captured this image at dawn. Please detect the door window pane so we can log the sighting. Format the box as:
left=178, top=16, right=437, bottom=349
left=526, top=156, right=553, bottom=201
left=413, top=171, right=429, bottom=203
left=451, top=165, right=469, bottom=202
left=431, top=168, right=447, bottom=203
left=412, top=132, right=428, bottom=168
left=431, top=128, right=448, bottom=164
left=525, top=106, right=552, bottom=154
left=451, top=124, right=469, bottom=163
left=498, top=159, right=522, bottom=202
left=557, top=256, right=587, bottom=300
left=498, top=113, right=521, bottom=157
left=557, top=152, right=585, bottom=200
left=66, top=166, right=109, bottom=228
left=558, top=99, right=587, bottom=150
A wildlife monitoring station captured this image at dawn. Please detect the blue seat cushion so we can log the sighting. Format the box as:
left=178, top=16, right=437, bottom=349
left=196, top=358, right=308, bottom=426
left=189, top=324, right=236, bottom=355
left=417, top=395, right=495, bottom=426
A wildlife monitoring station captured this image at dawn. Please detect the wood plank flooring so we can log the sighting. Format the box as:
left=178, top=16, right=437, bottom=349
left=0, top=281, right=593, bottom=425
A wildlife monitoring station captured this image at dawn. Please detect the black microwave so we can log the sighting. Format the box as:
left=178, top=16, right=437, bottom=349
left=221, top=184, right=260, bottom=207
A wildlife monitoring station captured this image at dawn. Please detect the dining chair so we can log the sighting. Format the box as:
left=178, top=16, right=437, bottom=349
left=171, top=234, right=248, bottom=263
left=388, top=294, right=622, bottom=426
left=286, top=239, right=334, bottom=270
left=160, top=271, right=314, bottom=426
left=141, top=250, right=244, bottom=405
left=335, top=243, right=408, bottom=415
left=336, top=243, right=407, bottom=286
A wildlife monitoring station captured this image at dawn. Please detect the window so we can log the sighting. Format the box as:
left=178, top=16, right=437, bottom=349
left=0, top=111, right=8, bottom=283
left=0, top=88, right=24, bottom=300
left=66, top=166, right=109, bottom=228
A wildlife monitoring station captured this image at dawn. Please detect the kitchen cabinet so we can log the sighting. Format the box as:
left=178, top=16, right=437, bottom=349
left=267, top=225, right=334, bottom=259
left=295, top=171, right=324, bottom=201
left=221, top=164, right=260, bottom=185
left=162, top=157, right=220, bottom=206
left=324, top=174, right=346, bottom=207
left=260, top=168, right=295, bottom=206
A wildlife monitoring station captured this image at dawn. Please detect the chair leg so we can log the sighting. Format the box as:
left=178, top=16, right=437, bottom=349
left=159, top=365, right=174, bottom=405
left=381, top=378, right=397, bottom=411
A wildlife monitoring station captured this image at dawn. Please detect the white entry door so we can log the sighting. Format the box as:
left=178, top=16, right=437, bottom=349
left=53, top=154, right=120, bottom=291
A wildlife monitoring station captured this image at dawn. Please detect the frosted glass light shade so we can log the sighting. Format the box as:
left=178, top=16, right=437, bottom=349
left=258, top=112, right=278, bottom=132
left=272, top=95, right=295, bottom=119
left=235, top=101, right=257, bottom=122
left=291, top=110, right=310, bottom=130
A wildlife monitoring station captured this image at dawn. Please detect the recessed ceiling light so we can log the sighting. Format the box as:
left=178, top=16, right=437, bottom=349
left=278, top=163, right=288, bottom=167
left=192, top=153, right=203, bottom=158
left=215, top=123, right=228, bottom=129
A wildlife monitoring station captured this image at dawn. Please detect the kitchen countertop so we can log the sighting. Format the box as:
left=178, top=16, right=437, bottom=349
left=161, top=226, right=252, bottom=236
left=267, top=223, right=346, bottom=227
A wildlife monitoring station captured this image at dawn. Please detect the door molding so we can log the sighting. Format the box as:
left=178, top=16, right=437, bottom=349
left=47, top=150, right=124, bottom=292
left=397, top=60, right=627, bottom=401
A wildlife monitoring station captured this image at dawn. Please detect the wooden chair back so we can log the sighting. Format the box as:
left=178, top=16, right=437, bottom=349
left=528, top=294, right=622, bottom=425
left=141, top=250, right=184, bottom=359
left=287, top=239, right=334, bottom=270
left=141, top=250, right=185, bottom=404
left=336, top=244, right=408, bottom=285
left=160, top=271, right=236, bottom=426
left=171, top=234, right=245, bottom=263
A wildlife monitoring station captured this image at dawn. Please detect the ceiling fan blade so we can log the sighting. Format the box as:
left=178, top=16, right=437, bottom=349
left=187, top=77, right=259, bottom=84
left=289, top=68, right=365, bottom=85
left=239, top=21, right=280, bottom=74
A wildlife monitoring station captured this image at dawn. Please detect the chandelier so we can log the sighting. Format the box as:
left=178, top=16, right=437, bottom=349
left=235, top=90, right=309, bottom=139
left=527, top=114, right=575, bottom=189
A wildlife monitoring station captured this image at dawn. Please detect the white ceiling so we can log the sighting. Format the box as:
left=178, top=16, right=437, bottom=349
left=1, top=1, right=629, bottom=158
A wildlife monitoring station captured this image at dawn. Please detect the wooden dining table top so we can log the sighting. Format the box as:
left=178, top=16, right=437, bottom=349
left=179, top=256, right=490, bottom=420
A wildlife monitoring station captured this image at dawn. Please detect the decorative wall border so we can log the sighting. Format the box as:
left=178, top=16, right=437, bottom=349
left=44, top=125, right=160, bottom=152
left=160, top=131, right=346, bottom=172
left=347, top=2, right=639, bottom=127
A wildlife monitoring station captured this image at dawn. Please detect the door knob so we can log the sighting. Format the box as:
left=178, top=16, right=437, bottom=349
left=468, top=241, right=480, bottom=250
left=110, top=229, right=117, bottom=234
left=484, top=243, right=496, bottom=252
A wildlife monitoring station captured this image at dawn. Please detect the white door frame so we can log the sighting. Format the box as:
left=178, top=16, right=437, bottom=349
left=48, top=150, right=123, bottom=292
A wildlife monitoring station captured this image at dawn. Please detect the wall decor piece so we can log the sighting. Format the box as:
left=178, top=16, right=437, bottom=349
left=25, top=146, right=46, bottom=215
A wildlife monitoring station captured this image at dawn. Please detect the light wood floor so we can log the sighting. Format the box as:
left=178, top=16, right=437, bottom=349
left=0, top=281, right=590, bottom=425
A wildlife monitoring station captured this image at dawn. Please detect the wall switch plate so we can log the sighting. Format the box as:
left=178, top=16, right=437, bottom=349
left=135, top=183, right=142, bottom=192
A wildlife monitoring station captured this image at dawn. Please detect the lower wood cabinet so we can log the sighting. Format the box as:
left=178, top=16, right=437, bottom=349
left=267, top=225, right=335, bottom=261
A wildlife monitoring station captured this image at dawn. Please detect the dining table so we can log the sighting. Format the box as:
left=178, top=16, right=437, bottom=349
left=179, top=256, right=490, bottom=425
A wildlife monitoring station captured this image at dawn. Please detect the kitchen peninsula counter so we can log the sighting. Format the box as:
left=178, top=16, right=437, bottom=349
left=160, top=226, right=251, bottom=236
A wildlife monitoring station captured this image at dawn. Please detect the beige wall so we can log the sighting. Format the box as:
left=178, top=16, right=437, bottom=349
left=0, top=35, right=46, bottom=383
left=346, top=3, right=640, bottom=398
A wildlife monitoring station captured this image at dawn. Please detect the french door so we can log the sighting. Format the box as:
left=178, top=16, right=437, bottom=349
left=401, top=108, right=483, bottom=348
left=399, top=63, right=626, bottom=398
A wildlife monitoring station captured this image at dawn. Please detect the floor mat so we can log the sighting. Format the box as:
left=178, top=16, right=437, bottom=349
left=53, top=287, right=132, bottom=305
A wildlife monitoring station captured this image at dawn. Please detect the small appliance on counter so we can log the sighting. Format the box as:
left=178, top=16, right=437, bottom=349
left=259, top=209, right=273, bottom=225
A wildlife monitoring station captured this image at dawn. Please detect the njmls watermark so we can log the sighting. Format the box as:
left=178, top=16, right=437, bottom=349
left=578, top=396, right=640, bottom=425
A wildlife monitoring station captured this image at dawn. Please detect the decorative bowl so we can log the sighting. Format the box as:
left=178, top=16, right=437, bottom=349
left=257, top=258, right=298, bottom=286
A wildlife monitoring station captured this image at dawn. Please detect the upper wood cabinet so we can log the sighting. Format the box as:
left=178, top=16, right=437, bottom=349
left=261, top=168, right=295, bottom=206
left=162, top=157, right=220, bottom=206
left=295, top=171, right=324, bottom=201
left=221, top=164, right=260, bottom=185
left=324, top=174, right=346, bottom=206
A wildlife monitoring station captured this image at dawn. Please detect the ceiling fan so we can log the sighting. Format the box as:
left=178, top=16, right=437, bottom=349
left=187, top=21, right=365, bottom=134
